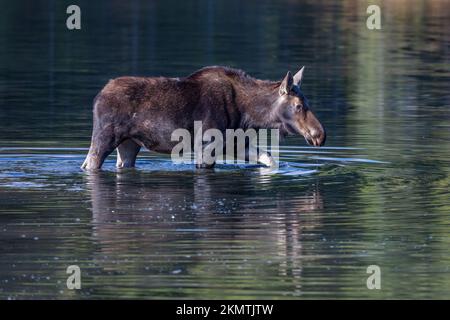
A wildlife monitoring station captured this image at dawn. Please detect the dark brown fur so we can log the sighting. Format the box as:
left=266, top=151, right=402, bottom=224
left=82, top=66, right=325, bottom=170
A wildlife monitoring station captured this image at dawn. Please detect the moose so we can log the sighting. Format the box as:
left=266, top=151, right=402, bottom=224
left=81, top=66, right=326, bottom=170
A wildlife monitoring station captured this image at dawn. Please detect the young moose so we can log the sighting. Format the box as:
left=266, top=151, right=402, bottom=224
left=81, top=66, right=326, bottom=170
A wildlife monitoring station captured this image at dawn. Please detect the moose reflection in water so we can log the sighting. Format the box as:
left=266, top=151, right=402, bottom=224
left=84, top=171, right=323, bottom=286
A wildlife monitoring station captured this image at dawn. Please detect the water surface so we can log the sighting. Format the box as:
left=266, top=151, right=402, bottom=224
left=0, top=0, right=449, bottom=299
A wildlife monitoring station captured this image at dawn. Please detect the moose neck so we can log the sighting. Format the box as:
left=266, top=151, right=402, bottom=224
left=235, top=80, right=282, bottom=130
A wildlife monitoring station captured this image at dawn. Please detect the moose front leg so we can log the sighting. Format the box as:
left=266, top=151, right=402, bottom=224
left=257, top=149, right=277, bottom=167
left=194, top=136, right=217, bottom=169
left=195, top=141, right=217, bottom=169
left=245, top=144, right=277, bottom=167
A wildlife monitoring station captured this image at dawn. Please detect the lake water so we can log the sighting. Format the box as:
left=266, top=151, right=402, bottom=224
left=0, top=0, right=449, bottom=299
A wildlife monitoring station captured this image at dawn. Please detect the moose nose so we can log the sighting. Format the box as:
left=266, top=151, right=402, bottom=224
left=310, top=129, right=326, bottom=147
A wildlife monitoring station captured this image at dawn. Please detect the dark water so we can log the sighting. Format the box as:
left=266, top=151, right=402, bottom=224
left=1, top=0, right=450, bottom=299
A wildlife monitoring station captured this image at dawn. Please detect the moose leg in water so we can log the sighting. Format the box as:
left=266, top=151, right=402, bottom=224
left=116, top=139, right=141, bottom=168
left=245, top=146, right=276, bottom=167
left=232, top=140, right=276, bottom=167
left=256, top=149, right=276, bottom=167
left=196, top=143, right=217, bottom=169
left=82, top=123, right=121, bottom=170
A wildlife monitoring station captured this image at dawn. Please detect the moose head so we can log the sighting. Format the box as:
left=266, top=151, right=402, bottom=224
left=276, top=67, right=326, bottom=147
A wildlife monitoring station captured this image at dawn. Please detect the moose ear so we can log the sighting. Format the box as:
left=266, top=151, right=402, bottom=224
left=279, top=71, right=293, bottom=96
left=293, top=66, right=305, bottom=86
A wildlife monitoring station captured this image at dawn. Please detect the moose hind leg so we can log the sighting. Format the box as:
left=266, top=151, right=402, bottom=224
left=116, top=139, right=141, bottom=168
left=81, top=128, right=118, bottom=170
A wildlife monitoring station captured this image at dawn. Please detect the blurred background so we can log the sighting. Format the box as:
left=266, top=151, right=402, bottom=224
left=0, top=0, right=449, bottom=299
